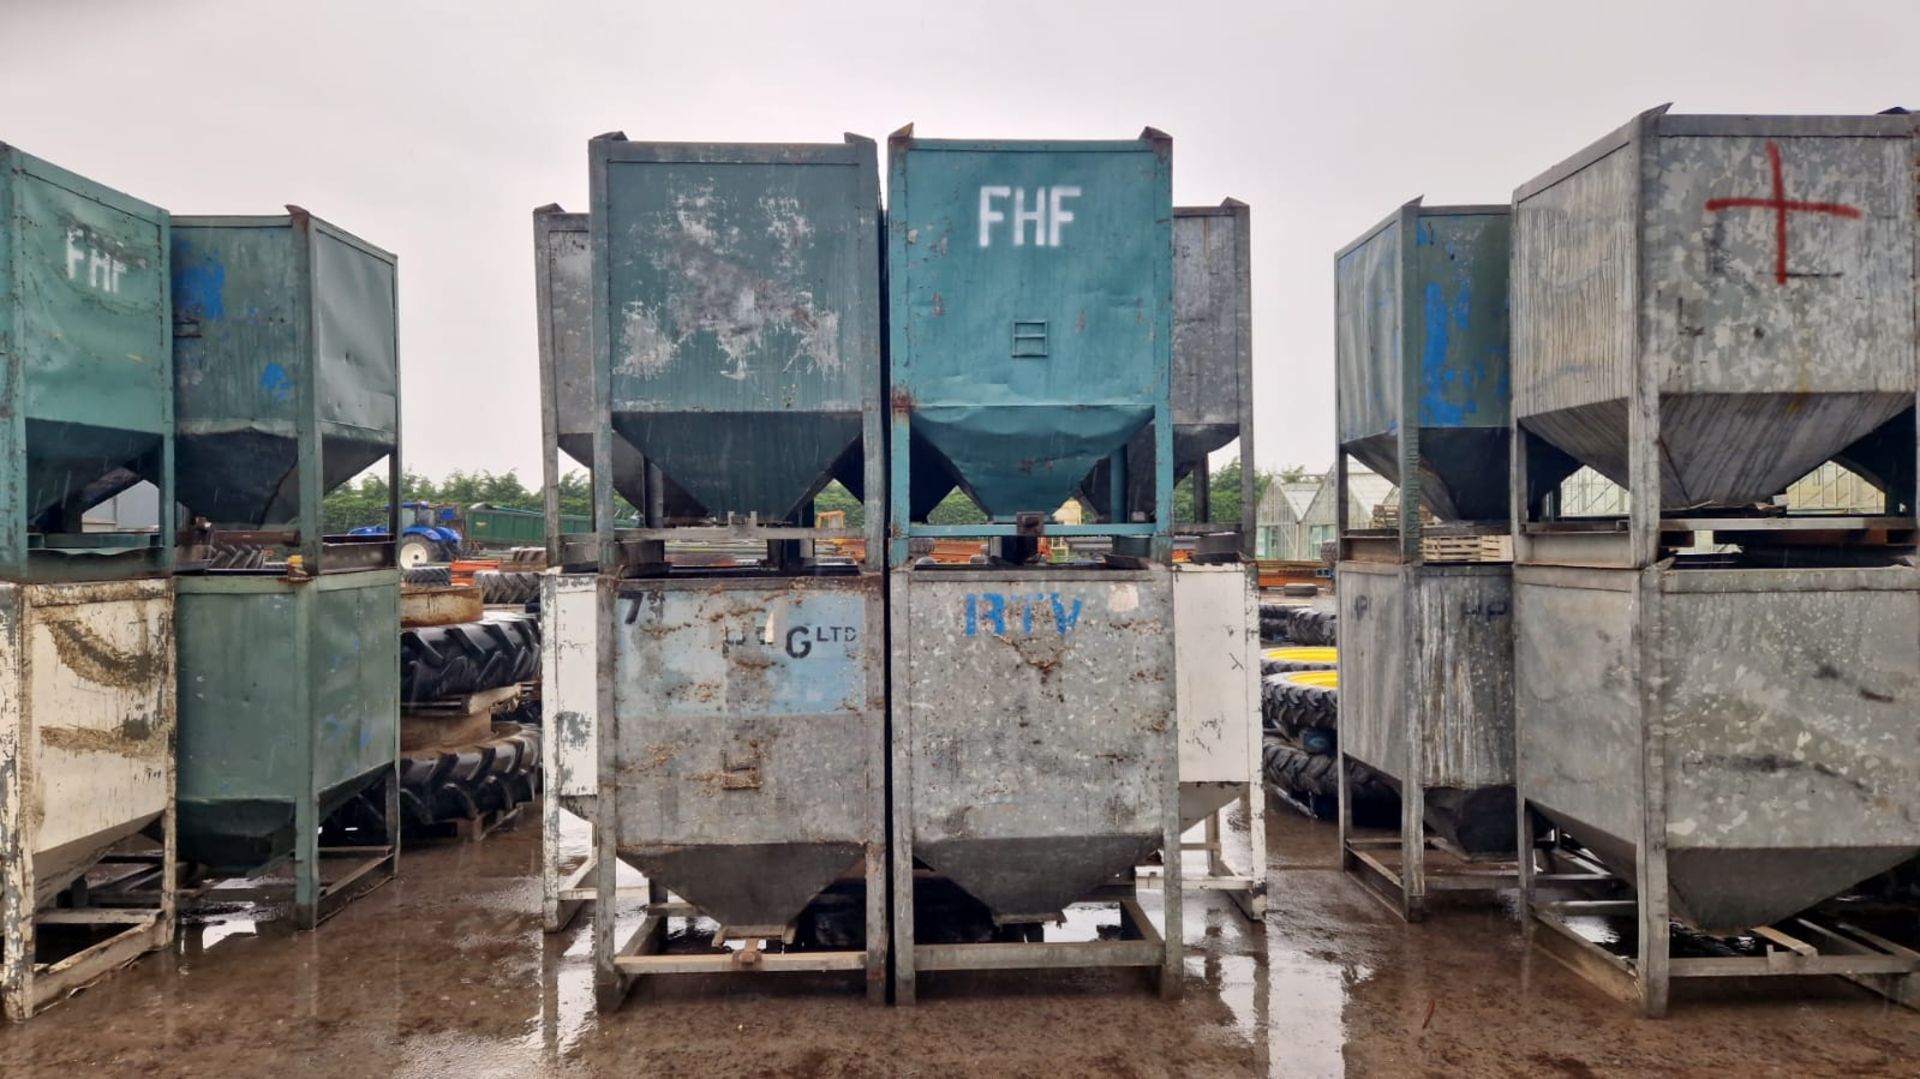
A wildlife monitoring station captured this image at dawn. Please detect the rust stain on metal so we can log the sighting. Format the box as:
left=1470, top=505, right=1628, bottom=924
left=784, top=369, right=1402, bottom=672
left=43, top=617, right=164, bottom=688
left=890, top=386, right=916, bottom=414
left=39, top=713, right=167, bottom=756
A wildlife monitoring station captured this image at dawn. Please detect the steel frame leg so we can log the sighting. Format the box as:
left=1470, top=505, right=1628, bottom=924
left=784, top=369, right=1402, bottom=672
left=1401, top=777, right=1428, bottom=923
left=862, top=840, right=886, bottom=1004
left=0, top=823, right=34, bottom=1021
left=294, top=781, right=320, bottom=931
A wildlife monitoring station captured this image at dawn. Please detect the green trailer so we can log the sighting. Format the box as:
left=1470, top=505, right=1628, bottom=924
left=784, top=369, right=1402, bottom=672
left=169, top=209, right=402, bottom=928
left=462, top=504, right=590, bottom=549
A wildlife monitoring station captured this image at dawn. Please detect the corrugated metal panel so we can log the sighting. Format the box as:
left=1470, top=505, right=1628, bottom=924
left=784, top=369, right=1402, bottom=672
left=1334, top=216, right=1400, bottom=444
left=1171, top=204, right=1249, bottom=431
left=1512, top=141, right=1636, bottom=420
left=888, top=133, right=1172, bottom=521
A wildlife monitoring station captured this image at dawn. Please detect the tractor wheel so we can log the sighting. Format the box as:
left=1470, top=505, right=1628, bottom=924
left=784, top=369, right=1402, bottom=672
left=402, top=565, right=453, bottom=588
left=397, top=535, right=436, bottom=568
left=474, top=569, right=540, bottom=606
left=1288, top=608, right=1339, bottom=647
left=1268, top=669, right=1338, bottom=732
left=1260, top=646, right=1337, bottom=676
left=401, top=613, right=541, bottom=704
left=392, top=722, right=542, bottom=833
left=1262, top=738, right=1393, bottom=803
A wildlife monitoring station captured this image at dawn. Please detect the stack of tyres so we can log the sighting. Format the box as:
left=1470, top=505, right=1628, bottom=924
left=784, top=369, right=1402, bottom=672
left=0, top=143, right=179, bottom=1020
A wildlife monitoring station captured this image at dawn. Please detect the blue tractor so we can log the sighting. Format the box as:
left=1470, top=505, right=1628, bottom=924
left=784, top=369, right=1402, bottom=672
left=351, top=500, right=464, bottom=567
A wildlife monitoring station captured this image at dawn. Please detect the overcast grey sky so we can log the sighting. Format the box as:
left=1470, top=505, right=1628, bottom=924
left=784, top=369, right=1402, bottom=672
left=3, top=0, right=1911, bottom=482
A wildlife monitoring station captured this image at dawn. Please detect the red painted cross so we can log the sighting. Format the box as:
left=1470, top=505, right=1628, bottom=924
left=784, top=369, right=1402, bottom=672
left=1704, top=141, right=1862, bottom=285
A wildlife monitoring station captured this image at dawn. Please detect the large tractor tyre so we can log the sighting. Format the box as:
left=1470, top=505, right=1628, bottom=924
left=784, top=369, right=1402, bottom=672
left=474, top=569, right=540, bottom=606
left=1270, top=670, right=1339, bottom=732
left=401, top=613, right=541, bottom=704
left=1262, top=739, right=1393, bottom=803
left=395, top=722, right=543, bottom=831
left=1288, top=609, right=1338, bottom=647
left=1260, top=646, right=1337, bottom=677
left=402, top=565, right=453, bottom=588
left=397, top=534, right=437, bottom=568
left=1257, top=603, right=1295, bottom=644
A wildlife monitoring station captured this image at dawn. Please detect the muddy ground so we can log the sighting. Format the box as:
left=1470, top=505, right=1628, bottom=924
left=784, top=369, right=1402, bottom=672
left=3, top=804, right=1917, bottom=1077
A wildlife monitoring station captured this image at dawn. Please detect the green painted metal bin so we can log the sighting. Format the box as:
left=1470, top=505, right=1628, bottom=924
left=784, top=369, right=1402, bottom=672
left=169, top=209, right=402, bottom=928
left=0, top=143, right=174, bottom=580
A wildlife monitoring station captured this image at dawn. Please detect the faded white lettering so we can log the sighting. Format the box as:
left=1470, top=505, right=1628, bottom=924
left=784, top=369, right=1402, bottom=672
left=978, top=185, right=1009, bottom=247
left=1048, top=186, right=1080, bottom=247
left=977, top=185, right=1082, bottom=248
left=65, top=227, right=127, bottom=293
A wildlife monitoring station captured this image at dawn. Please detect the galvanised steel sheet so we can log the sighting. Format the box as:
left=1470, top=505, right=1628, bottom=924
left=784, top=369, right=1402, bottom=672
left=174, top=569, right=399, bottom=872
left=1085, top=201, right=1253, bottom=529
left=1512, top=110, right=1917, bottom=508
left=606, top=573, right=884, bottom=931
left=589, top=137, right=883, bottom=522
left=0, top=144, right=172, bottom=575
left=890, top=565, right=1176, bottom=921
left=1172, top=563, right=1258, bottom=825
left=0, top=580, right=173, bottom=908
left=1340, top=562, right=1514, bottom=791
left=170, top=212, right=399, bottom=527
left=887, top=131, right=1173, bottom=522
left=1514, top=562, right=1920, bottom=934
left=1336, top=202, right=1512, bottom=522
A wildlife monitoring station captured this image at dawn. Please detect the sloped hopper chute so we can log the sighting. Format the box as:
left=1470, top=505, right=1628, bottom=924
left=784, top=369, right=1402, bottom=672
left=1343, top=428, right=1520, bottom=523
left=1539, top=807, right=1918, bottom=935
left=25, top=421, right=160, bottom=523
left=623, top=843, right=862, bottom=930
left=911, top=404, right=1152, bottom=521
left=173, top=429, right=389, bottom=527
left=915, top=836, right=1159, bottom=923
left=1526, top=395, right=1912, bottom=511
left=613, top=412, right=862, bottom=522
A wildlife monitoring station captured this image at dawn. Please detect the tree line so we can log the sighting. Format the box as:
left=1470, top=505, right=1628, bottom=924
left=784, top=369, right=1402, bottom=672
left=329, top=460, right=1312, bottom=534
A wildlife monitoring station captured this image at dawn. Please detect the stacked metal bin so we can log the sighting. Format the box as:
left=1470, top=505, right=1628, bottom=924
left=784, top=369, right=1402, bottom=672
left=886, top=127, right=1183, bottom=1002
left=572, top=135, right=888, bottom=1007
left=530, top=206, right=598, bottom=933
left=1332, top=199, right=1533, bottom=920
left=169, top=209, right=403, bottom=930
left=0, top=144, right=178, bottom=1019
left=1163, top=201, right=1263, bottom=921
left=1510, top=108, right=1920, bottom=1015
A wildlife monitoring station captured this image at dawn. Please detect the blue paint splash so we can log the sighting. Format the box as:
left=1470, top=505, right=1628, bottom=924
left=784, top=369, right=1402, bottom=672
left=172, top=243, right=225, bottom=320
left=260, top=362, right=293, bottom=404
